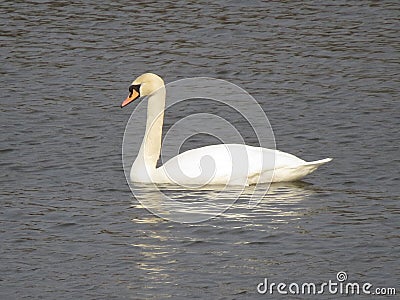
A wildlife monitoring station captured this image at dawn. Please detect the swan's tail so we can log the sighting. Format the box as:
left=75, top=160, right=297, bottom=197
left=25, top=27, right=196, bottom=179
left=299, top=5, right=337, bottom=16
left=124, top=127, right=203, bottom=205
left=271, top=157, right=332, bottom=182
left=291, top=157, right=333, bottom=181
left=302, top=157, right=333, bottom=175
left=305, top=157, right=333, bottom=167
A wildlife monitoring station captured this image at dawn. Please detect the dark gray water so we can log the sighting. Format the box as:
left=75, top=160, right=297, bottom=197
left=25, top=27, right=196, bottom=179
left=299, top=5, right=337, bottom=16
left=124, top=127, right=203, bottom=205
left=1, top=0, right=399, bottom=299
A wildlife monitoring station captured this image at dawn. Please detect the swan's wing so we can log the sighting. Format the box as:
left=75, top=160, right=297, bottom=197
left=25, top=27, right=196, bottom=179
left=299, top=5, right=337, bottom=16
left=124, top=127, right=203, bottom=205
left=159, top=144, right=269, bottom=185
left=158, top=144, right=331, bottom=185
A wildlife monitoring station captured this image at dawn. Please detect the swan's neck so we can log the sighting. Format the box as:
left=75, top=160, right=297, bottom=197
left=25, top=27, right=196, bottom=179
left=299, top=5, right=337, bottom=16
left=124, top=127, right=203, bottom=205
left=134, top=87, right=166, bottom=174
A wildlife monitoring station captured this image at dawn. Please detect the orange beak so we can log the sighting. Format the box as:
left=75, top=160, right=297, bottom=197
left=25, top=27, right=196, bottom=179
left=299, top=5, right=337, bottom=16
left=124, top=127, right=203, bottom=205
left=121, top=90, right=140, bottom=108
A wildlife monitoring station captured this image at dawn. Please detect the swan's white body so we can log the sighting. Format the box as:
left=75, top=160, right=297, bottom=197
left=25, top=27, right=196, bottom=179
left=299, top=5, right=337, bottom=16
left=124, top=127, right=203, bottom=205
left=123, top=73, right=332, bottom=186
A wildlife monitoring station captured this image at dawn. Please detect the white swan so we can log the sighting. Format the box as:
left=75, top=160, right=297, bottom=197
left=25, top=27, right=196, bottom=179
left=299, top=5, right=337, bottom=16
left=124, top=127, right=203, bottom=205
left=121, top=73, right=332, bottom=186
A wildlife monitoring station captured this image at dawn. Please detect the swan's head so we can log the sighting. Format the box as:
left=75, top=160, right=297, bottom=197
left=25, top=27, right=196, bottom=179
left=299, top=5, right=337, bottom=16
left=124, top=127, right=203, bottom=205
left=121, top=73, right=165, bottom=108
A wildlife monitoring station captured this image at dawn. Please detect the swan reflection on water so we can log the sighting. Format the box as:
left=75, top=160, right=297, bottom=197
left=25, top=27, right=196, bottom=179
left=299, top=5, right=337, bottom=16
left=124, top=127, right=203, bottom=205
left=130, top=181, right=316, bottom=223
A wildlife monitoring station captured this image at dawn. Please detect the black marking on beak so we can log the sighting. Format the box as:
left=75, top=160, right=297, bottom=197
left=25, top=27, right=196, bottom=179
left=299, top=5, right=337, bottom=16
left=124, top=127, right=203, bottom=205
left=128, top=84, right=141, bottom=97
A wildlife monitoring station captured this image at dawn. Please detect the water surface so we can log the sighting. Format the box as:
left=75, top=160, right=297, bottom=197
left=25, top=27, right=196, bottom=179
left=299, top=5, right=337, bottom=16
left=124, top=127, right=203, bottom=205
left=1, top=0, right=399, bottom=299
